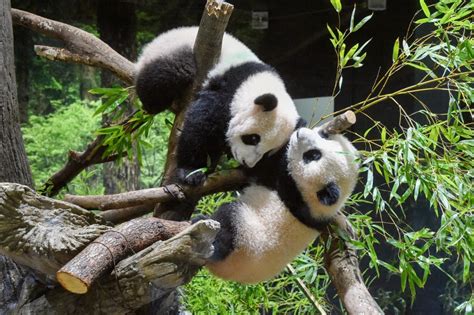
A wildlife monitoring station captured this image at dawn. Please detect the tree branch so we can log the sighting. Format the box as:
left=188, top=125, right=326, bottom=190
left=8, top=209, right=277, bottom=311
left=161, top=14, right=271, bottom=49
left=64, top=169, right=246, bottom=211
left=57, top=217, right=191, bottom=294
left=155, top=0, right=234, bottom=220
left=12, top=8, right=134, bottom=84
left=324, top=213, right=383, bottom=314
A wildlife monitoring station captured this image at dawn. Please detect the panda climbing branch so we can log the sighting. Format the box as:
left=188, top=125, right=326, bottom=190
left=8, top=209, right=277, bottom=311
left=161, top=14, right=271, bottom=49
left=7, top=1, right=383, bottom=314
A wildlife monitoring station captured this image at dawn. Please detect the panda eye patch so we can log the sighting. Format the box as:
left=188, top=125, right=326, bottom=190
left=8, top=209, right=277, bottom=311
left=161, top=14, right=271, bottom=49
left=318, top=130, right=330, bottom=139
left=241, top=134, right=261, bottom=146
left=303, top=149, right=322, bottom=163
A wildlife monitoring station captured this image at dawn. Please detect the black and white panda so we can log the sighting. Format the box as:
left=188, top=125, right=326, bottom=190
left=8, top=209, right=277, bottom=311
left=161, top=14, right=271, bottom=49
left=135, top=27, right=300, bottom=185
left=203, top=126, right=359, bottom=283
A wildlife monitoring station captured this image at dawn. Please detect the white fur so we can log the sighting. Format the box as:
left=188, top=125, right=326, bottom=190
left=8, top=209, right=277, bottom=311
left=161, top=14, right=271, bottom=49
left=287, top=127, right=359, bottom=219
left=136, top=26, right=299, bottom=169
left=206, top=186, right=319, bottom=284
left=135, top=26, right=260, bottom=79
left=207, top=127, right=359, bottom=284
left=226, top=72, right=300, bottom=167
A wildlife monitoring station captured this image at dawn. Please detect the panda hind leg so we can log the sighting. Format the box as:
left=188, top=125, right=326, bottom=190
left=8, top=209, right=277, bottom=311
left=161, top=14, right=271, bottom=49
left=135, top=47, right=196, bottom=115
left=208, top=203, right=239, bottom=262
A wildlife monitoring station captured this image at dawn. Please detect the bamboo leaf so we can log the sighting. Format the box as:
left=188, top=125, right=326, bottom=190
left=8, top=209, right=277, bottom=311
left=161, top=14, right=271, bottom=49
left=392, top=37, right=400, bottom=62
left=353, top=13, right=373, bottom=32
left=350, top=5, right=356, bottom=32
left=330, top=0, right=342, bottom=13
left=419, top=0, right=431, bottom=18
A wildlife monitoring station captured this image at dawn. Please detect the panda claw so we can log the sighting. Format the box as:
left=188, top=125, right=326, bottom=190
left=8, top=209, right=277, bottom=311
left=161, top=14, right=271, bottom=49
left=176, top=168, right=207, bottom=186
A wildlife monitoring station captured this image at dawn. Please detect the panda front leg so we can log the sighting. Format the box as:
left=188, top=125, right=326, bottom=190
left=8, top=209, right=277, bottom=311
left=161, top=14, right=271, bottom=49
left=176, top=91, right=228, bottom=186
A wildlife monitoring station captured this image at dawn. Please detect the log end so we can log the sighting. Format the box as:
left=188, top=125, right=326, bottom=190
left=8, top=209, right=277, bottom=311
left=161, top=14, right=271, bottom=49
left=57, top=271, right=89, bottom=294
left=344, top=110, right=356, bottom=125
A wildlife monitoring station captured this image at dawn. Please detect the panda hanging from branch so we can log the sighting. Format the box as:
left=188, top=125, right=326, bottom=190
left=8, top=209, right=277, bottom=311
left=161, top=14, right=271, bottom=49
left=135, top=27, right=359, bottom=283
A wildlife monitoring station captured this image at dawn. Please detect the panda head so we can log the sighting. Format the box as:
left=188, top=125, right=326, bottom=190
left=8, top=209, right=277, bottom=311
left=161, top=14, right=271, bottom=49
left=287, top=127, right=359, bottom=219
left=226, top=72, right=300, bottom=168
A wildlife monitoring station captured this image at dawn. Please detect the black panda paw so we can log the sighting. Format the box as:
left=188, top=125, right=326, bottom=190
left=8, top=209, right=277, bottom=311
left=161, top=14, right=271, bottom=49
left=191, top=214, right=210, bottom=224
left=176, top=168, right=207, bottom=186
left=317, top=182, right=340, bottom=206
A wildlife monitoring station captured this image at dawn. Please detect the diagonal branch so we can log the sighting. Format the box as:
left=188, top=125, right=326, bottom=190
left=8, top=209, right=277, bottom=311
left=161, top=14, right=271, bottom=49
left=12, top=8, right=134, bottom=84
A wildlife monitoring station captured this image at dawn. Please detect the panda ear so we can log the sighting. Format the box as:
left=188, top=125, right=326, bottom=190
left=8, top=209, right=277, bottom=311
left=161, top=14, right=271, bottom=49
left=317, top=182, right=340, bottom=206
left=254, top=93, right=278, bottom=112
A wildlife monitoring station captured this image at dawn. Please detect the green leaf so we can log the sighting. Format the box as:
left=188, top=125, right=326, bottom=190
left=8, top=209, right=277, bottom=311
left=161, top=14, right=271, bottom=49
left=349, top=5, right=356, bottom=32
left=352, top=13, right=373, bottom=32
left=402, top=39, right=411, bottom=56
left=326, top=24, right=336, bottom=40
left=419, top=0, right=430, bottom=18
left=392, top=37, right=400, bottom=62
left=330, top=0, right=342, bottom=13
left=406, top=62, right=430, bottom=72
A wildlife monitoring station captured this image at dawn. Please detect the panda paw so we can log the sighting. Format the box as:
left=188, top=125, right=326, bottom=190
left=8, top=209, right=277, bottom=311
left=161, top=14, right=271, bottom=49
left=191, top=214, right=210, bottom=224
left=176, top=168, right=207, bottom=186
left=317, top=182, right=340, bottom=206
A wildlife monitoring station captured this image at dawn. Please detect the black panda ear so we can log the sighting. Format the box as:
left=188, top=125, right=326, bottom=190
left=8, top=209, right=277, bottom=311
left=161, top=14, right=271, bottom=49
left=254, top=93, right=278, bottom=112
left=317, top=182, right=340, bottom=206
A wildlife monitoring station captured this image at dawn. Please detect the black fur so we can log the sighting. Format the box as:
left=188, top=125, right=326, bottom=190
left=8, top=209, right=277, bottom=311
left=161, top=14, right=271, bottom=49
left=208, top=203, right=240, bottom=261
left=245, top=123, right=333, bottom=231
left=135, top=47, right=196, bottom=114
left=176, top=62, right=278, bottom=185
left=254, top=93, right=278, bottom=111
left=317, top=182, right=340, bottom=206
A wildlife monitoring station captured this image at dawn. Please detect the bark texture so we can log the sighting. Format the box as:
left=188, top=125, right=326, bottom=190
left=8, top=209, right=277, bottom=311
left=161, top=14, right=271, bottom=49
left=0, top=0, right=33, bottom=187
left=57, top=217, right=190, bottom=294
left=0, top=183, right=109, bottom=276
left=324, top=213, right=383, bottom=315
left=0, top=183, right=219, bottom=314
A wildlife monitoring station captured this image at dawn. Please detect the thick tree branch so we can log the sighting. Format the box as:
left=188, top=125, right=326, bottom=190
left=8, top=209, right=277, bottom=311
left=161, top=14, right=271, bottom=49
left=19, top=220, right=219, bottom=314
left=0, top=183, right=109, bottom=276
left=0, top=182, right=218, bottom=311
left=324, top=213, right=383, bottom=314
left=64, top=169, right=246, bottom=211
left=155, top=0, right=234, bottom=220
left=57, top=217, right=190, bottom=294
left=12, top=8, right=134, bottom=84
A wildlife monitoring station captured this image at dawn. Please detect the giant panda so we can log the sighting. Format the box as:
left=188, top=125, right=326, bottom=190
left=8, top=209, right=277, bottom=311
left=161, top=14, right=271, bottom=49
left=202, top=126, right=359, bottom=283
left=135, top=27, right=300, bottom=185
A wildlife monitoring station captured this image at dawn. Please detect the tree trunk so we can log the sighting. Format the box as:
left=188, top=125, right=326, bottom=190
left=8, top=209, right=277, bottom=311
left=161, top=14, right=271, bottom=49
left=97, top=0, right=140, bottom=194
left=13, top=27, right=32, bottom=123
left=0, top=0, right=33, bottom=187
left=0, top=1, right=39, bottom=312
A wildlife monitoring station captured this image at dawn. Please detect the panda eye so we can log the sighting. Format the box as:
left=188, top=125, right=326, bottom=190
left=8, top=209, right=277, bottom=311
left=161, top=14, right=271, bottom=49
left=241, top=134, right=261, bottom=146
left=303, top=149, right=322, bottom=163
left=319, top=130, right=330, bottom=139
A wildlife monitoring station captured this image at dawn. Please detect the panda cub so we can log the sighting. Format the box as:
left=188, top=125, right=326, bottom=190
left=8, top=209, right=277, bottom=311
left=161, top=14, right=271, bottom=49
left=135, top=27, right=300, bottom=185
left=204, top=126, right=359, bottom=284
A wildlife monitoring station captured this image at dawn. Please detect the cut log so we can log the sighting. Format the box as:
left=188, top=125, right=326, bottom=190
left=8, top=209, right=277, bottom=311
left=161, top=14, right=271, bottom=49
left=315, top=110, right=356, bottom=135
left=18, top=220, right=220, bottom=314
left=57, top=217, right=190, bottom=294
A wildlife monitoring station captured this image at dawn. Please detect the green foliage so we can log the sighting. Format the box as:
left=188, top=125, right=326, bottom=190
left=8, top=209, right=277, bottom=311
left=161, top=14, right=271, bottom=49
left=326, top=0, right=473, bottom=310
left=327, top=4, right=372, bottom=96
left=22, top=100, right=103, bottom=195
